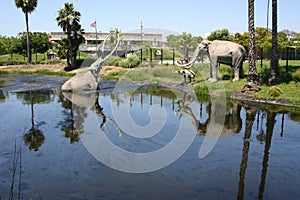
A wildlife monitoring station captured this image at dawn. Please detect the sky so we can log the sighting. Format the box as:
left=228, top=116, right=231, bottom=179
left=0, top=0, right=299, bottom=38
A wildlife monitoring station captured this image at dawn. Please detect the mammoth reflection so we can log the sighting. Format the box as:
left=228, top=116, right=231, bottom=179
left=177, top=93, right=242, bottom=137
left=61, top=91, right=124, bottom=139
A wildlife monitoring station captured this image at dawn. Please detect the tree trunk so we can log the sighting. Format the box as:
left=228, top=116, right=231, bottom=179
left=241, top=0, right=261, bottom=93
left=269, top=0, right=280, bottom=85
left=247, top=0, right=258, bottom=83
left=67, top=31, right=73, bottom=69
left=25, top=12, right=31, bottom=64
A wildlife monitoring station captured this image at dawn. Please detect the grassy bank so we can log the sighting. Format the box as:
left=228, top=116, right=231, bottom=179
left=101, top=60, right=300, bottom=106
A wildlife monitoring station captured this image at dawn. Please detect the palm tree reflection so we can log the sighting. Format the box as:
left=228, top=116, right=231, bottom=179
left=22, top=91, right=45, bottom=151
left=258, top=111, right=276, bottom=200
left=237, top=106, right=257, bottom=200
left=237, top=107, right=277, bottom=200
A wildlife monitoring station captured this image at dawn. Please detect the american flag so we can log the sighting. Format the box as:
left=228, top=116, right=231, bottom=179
left=90, top=21, right=96, bottom=28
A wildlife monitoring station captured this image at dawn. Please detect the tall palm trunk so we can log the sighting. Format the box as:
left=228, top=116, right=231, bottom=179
left=241, top=0, right=261, bottom=93
left=248, top=0, right=258, bottom=83
left=67, top=31, right=73, bottom=68
left=269, top=0, right=279, bottom=85
left=25, top=12, right=31, bottom=64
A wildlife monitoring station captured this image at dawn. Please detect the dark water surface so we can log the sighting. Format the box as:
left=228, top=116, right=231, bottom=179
left=0, top=75, right=300, bottom=200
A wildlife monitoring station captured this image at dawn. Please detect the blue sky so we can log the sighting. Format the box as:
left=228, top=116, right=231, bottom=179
left=1, top=0, right=299, bottom=37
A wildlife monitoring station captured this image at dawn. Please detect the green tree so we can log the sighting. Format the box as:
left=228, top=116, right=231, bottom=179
left=255, top=27, right=272, bottom=51
left=31, top=32, right=51, bottom=54
left=0, top=36, right=9, bottom=55
left=232, top=32, right=249, bottom=51
left=167, top=32, right=202, bottom=59
left=17, top=32, right=51, bottom=56
left=15, top=0, right=38, bottom=64
left=57, top=38, right=69, bottom=59
left=56, top=3, right=85, bottom=70
left=207, top=28, right=232, bottom=41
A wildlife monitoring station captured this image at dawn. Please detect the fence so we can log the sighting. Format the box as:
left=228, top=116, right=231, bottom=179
left=257, top=47, right=300, bottom=60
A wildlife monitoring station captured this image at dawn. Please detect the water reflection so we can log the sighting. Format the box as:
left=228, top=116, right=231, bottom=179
left=15, top=90, right=53, bottom=151
left=177, top=94, right=243, bottom=136
left=1, top=84, right=300, bottom=199
left=237, top=106, right=257, bottom=200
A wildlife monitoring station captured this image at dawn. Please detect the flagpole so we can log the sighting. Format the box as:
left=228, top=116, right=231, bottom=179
left=141, top=21, right=143, bottom=42
left=95, top=20, right=98, bottom=57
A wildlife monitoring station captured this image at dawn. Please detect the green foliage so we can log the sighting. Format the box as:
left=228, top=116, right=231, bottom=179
left=194, top=85, right=209, bottom=95
left=0, top=69, right=75, bottom=77
left=207, top=28, right=232, bottom=41
left=267, top=86, right=283, bottom=97
left=232, top=32, right=249, bottom=51
left=56, top=3, right=85, bottom=69
left=120, top=55, right=141, bottom=68
left=122, top=69, right=150, bottom=81
left=0, top=59, right=27, bottom=66
left=15, top=0, right=37, bottom=13
left=292, top=68, right=300, bottom=82
left=103, top=56, right=123, bottom=67
left=102, top=70, right=127, bottom=80
left=167, top=32, right=202, bottom=58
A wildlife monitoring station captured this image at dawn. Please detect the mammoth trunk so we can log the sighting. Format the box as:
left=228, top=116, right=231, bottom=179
left=176, top=51, right=199, bottom=68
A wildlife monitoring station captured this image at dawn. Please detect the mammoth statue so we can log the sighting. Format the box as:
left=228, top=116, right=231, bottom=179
left=177, top=40, right=246, bottom=82
left=61, top=33, right=121, bottom=91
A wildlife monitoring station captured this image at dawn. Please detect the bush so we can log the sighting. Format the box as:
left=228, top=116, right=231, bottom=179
left=120, top=55, right=141, bottom=68
left=267, top=86, right=283, bottom=97
left=0, top=59, right=27, bottom=66
left=103, top=56, right=122, bottom=67
left=194, top=84, right=209, bottom=95
left=292, top=68, right=300, bottom=82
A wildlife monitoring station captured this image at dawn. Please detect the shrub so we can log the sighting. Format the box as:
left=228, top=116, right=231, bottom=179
left=267, top=86, right=283, bottom=97
left=194, top=84, right=209, bottom=95
left=120, top=55, right=141, bottom=68
left=292, top=69, right=300, bottom=82
left=103, top=56, right=122, bottom=67
left=0, top=59, right=27, bottom=66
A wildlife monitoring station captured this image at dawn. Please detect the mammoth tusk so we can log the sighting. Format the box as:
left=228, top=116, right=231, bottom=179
left=175, top=56, right=198, bottom=69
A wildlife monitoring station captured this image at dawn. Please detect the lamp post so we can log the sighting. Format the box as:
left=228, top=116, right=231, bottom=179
left=42, top=43, right=46, bottom=60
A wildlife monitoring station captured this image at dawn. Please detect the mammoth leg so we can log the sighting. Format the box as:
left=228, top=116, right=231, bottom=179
left=182, top=71, right=187, bottom=83
left=208, top=57, right=218, bottom=82
left=232, top=55, right=244, bottom=82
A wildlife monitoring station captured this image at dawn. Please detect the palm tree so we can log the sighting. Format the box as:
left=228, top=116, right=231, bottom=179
left=56, top=3, right=82, bottom=70
left=247, top=0, right=258, bottom=84
left=269, top=0, right=280, bottom=84
left=242, top=0, right=260, bottom=93
left=15, top=0, right=38, bottom=64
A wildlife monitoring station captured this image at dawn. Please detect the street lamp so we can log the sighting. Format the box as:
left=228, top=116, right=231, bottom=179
left=42, top=43, right=46, bottom=60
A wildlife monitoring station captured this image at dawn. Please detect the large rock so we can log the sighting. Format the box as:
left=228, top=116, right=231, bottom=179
left=61, top=71, right=98, bottom=91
